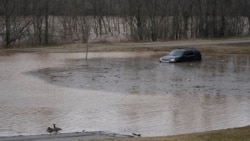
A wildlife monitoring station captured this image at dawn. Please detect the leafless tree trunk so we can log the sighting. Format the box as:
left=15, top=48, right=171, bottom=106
left=2, top=0, right=13, bottom=47
left=44, top=0, right=49, bottom=45
left=32, top=0, right=43, bottom=45
left=0, top=0, right=32, bottom=47
left=0, top=0, right=250, bottom=46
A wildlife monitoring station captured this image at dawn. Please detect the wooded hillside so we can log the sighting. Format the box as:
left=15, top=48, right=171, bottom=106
left=0, top=0, right=250, bottom=47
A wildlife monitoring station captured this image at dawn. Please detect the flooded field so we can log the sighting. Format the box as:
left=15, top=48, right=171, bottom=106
left=0, top=52, right=250, bottom=137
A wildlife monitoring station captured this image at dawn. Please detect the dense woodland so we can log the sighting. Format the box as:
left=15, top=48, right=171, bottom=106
left=0, top=0, right=250, bottom=47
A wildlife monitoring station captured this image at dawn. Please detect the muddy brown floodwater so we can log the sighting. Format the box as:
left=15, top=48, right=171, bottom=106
left=0, top=52, right=250, bottom=137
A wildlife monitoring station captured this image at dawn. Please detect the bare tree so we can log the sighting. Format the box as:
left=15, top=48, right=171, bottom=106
left=243, top=0, right=250, bottom=34
left=82, top=18, right=90, bottom=60
left=0, top=0, right=249, bottom=47
left=0, top=0, right=32, bottom=47
left=77, top=0, right=91, bottom=59
left=44, top=0, right=49, bottom=45
left=32, top=0, right=44, bottom=45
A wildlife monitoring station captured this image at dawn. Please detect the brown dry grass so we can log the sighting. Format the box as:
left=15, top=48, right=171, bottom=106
left=197, top=44, right=250, bottom=55
left=1, top=38, right=250, bottom=54
left=88, top=43, right=250, bottom=54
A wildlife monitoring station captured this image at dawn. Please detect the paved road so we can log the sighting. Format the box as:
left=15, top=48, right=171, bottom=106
left=0, top=131, right=133, bottom=141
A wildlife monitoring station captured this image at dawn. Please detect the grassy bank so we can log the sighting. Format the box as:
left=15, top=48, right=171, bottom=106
left=197, top=44, right=250, bottom=55
left=83, top=126, right=250, bottom=141
left=2, top=38, right=250, bottom=54
left=88, top=43, right=250, bottom=54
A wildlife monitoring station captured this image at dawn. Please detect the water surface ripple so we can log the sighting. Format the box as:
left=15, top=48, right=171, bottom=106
left=0, top=52, right=250, bottom=137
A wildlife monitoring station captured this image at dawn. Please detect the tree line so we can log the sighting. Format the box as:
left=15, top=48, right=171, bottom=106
left=0, top=0, right=250, bottom=47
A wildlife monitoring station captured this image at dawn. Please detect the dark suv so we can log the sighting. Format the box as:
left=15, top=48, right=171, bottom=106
left=159, top=48, right=202, bottom=63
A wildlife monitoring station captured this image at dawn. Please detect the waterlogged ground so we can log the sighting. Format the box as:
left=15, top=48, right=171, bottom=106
left=0, top=52, right=250, bottom=137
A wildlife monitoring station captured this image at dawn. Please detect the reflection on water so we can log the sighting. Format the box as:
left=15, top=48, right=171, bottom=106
left=0, top=52, right=250, bottom=137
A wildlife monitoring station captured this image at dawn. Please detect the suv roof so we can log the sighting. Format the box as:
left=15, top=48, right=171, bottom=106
left=174, top=48, right=199, bottom=51
left=173, top=48, right=201, bottom=54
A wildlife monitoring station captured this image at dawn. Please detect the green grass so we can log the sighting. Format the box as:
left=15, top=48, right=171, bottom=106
left=80, top=126, right=250, bottom=141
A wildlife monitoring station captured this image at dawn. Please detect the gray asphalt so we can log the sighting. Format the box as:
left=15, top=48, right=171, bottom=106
left=0, top=131, right=133, bottom=141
